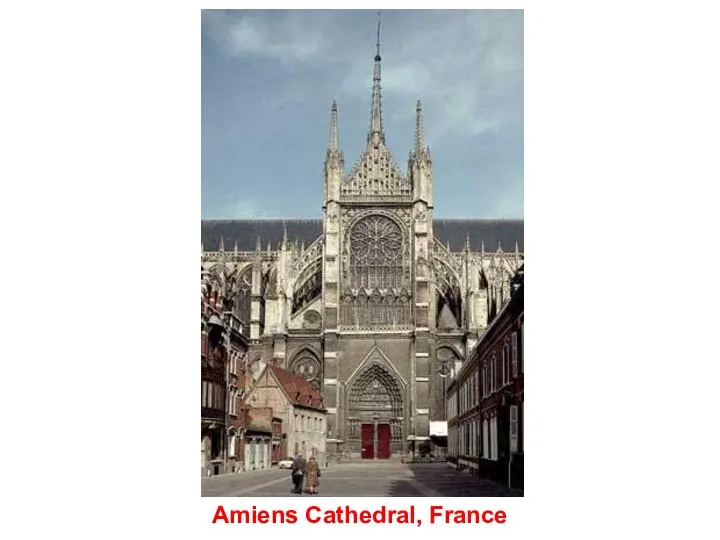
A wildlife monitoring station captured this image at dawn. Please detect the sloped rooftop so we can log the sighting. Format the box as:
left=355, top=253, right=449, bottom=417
left=201, top=218, right=524, bottom=253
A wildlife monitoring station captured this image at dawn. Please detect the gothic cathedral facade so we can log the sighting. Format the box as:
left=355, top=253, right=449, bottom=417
left=201, top=42, right=524, bottom=459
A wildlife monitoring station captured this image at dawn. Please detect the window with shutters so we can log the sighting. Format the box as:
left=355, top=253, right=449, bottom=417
left=481, top=364, right=487, bottom=397
left=482, top=419, right=489, bottom=459
left=511, top=332, right=518, bottom=377
left=503, top=343, right=510, bottom=385
left=509, top=405, right=518, bottom=454
left=490, top=416, right=498, bottom=461
left=490, top=355, right=496, bottom=393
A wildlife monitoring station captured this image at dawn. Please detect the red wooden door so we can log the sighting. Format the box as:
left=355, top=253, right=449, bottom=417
left=361, top=423, right=374, bottom=459
left=377, top=423, right=391, bottom=459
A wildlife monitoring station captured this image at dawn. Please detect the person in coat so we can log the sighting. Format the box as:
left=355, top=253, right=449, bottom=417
left=305, top=455, right=321, bottom=495
left=291, top=454, right=306, bottom=494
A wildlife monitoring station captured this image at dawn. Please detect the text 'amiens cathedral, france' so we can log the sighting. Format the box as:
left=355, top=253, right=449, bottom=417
left=201, top=32, right=524, bottom=459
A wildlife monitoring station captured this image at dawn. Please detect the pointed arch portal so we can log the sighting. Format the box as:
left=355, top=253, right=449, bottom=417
left=347, top=363, right=404, bottom=459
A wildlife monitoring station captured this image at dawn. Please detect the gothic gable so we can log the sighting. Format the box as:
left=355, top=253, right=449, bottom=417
left=346, top=344, right=408, bottom=390
left=341, top=143, right=411, bottom=200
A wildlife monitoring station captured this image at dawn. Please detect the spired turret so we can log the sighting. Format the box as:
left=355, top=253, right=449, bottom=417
left=340, top=15, right=411, bottom=202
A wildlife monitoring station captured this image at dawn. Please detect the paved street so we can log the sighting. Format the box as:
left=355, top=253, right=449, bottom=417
left=201, top=462, right=519, bottom=497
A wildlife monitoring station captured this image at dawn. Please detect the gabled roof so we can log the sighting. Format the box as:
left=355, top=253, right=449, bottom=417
left=258, top=365, right=325, bottom=411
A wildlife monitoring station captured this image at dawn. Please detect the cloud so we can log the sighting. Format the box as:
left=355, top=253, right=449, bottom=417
left=201, top=10, right=523, bottom=219
left=231, top=197, right=278, bottom=219
left=332, top=10, right=523, bottom=143
left=203, top=10, right=328, bottom=64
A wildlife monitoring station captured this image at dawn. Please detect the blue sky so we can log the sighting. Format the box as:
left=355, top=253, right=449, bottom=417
left=201, top=9, right=523, bottom=219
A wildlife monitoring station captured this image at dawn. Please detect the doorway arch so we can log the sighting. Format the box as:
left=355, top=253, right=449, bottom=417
left=346, top=362, right=404, bottom=459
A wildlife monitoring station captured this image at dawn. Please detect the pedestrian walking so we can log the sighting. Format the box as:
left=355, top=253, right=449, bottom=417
left=305, top=455, right=321, bottom=495
left=291, top=454, right=306, bottom=494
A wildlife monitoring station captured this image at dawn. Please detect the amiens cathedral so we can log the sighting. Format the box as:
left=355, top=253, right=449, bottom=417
left=201, top=34, right=524, bottom=458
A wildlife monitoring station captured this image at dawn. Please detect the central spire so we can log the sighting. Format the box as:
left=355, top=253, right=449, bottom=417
left=368, top=11, right=384, bottom=147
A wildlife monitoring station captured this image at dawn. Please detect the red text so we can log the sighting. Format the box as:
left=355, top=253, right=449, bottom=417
left=429, top=506, right=506, bottom=524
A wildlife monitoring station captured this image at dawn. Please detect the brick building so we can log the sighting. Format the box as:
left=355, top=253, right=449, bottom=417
left=246, top=365, right=327, bottom=462
left=201, top=268, right=251, bottom=476
left=446, top=265, right=523, bottom=489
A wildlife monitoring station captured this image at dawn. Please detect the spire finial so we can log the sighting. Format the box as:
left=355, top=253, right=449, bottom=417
left=376, top=10, right=381, bottom=60
left=219, top=236, right=225, bottom=252
left=329, top=101, right=339, bottom=153
left=368, top=11, right=384, bottom=146
left=415, top=100, right=425, bottom=156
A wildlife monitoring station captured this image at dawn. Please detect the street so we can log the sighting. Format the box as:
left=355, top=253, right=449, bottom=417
left=201, top=462, right=520, bottom=497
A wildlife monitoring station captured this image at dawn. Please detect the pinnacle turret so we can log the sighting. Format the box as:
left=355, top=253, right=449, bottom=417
left=415, top=100, right=425, bottom=156
left=329, top=101, right=339, bottom=153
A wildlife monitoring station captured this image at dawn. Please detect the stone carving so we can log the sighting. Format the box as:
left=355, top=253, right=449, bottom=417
left=348, top=364, right=403, bottom=419
left=302, top=310, right=322, bottom=329
left=341, top=143, right=411, bottom=201
left=292, top=262, right=322, bottom=315
left=414, top=210, right=427, bottom=223
left=292, top=236, right=323, bottom=275
left=340, top=213, right=412, bottom=328
left=431, top=237, right=462, bottom=274
left=290, top=352, right=321, bottom=389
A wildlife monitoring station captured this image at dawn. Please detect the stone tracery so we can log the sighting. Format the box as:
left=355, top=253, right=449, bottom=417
left=340, top=214, right=411, bottom=328
left=290, top=350, right=322, bottom=390
left=292, top=260, right=322, bottom=315
left=346, top=363, right=404, bottom=447
left=348, top=363, right=403, bottom=418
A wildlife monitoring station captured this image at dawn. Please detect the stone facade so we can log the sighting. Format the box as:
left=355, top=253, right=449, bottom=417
left=201, top=41, right=523, bottom=459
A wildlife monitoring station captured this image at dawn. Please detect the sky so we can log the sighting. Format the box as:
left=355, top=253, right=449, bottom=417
left=201, top=9, right=523, bottom=220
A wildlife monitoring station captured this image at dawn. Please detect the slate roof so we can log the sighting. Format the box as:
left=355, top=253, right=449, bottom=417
left=202, top=218, right=524, bottom=252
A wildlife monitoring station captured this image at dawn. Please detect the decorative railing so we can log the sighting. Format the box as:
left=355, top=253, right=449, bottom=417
left=202, top=252, right=277, bottom=263
left=338, top=324, right=414, bottom=333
